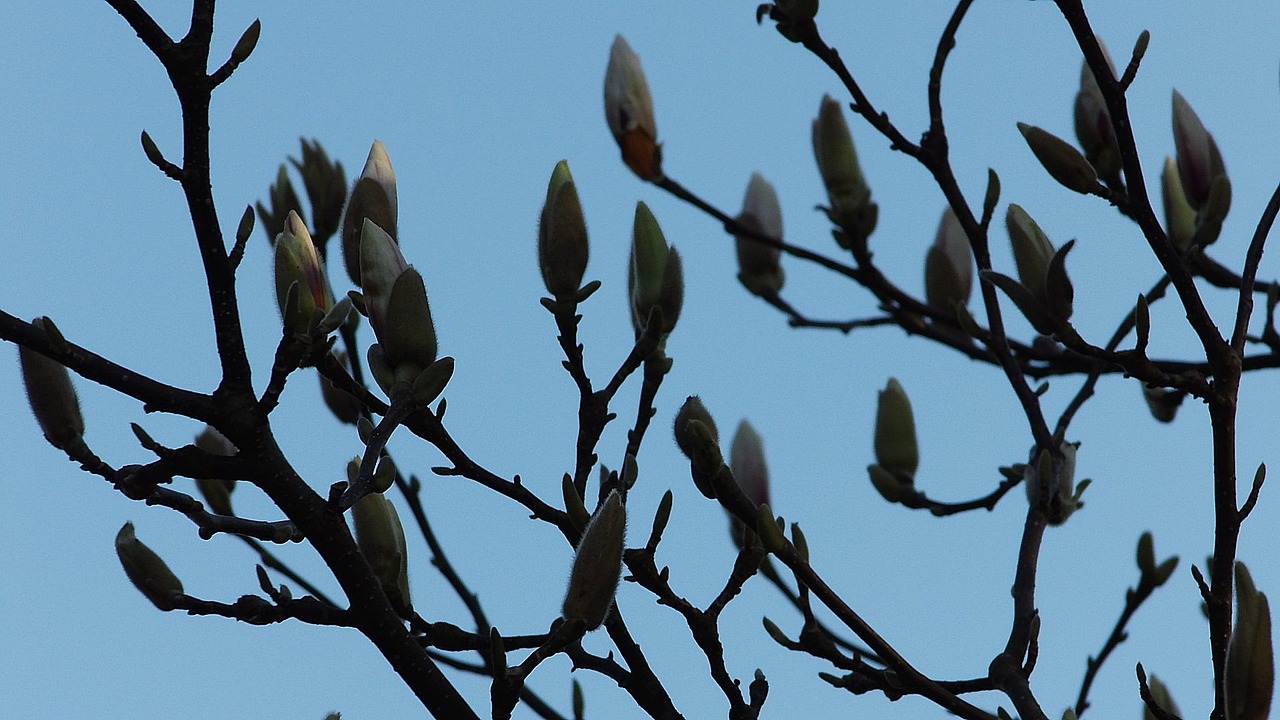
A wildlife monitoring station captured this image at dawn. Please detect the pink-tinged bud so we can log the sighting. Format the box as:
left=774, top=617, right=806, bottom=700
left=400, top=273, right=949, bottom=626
left=352, top=491, right=412, bottom=617
left=19, top=318, right=84, bottom=453
left=274, top=211, right=333, bottom=330
left=341, top=141, right=399, bottom=285
left=115, top=522, right=184, bottom=611
left=604, top=36, right=661, bottom=181
left=1073, top=46, right=1120, bottom=184
left=730, top=420, right=770, bottom=508
left=924, top=208, right=972, bottom=313
left=1172, top=90, right=1226, bottom=211
left=562, top=490, right=626, bottom=631
left=1228, top=562, right=1274, bottom=720
left=628, top=202, right=683, bottom=335
left=812, top=95, right=877, bottom=248
left=735, top=173, right=785, bottom=296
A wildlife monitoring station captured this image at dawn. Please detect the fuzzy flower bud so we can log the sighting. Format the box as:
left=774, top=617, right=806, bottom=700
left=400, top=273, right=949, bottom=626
left=735, top=173, right=785, bottom=297
left=1006, top=204, right=1056, bottom=303
left=274, top=211, right=333, bottom=331
left=1161, top=157, right=1198, bottom=252
left=360, top=219, right=438, bottom=382
left=1228, top=562, right=1274, bottom=720
left=674, top=396, right=723, bottom=499
left=1017, top=122, right=1100, bottom=195
left=342, top=141, right=399, bottom=286
left=628, top=202, right=683, bottom=336
left=19, top=318, right=84, bottom=453
left=604, top=36, right=661, bottom=181
left=924, top=207, right=973, bottom=314
left=812, top=95, right=877, bottom=248
left=352, top=492, right=412, bottom=617
left=1172, top=90, right=1226, bottom=212
left=115, top=522, right=184, bottom=611
left=562, top=490, right=626, bottom=631
left=874, top=378, right=918, bottom=479
left=538, top=160, right=590, bottom=299
left=1073, top=47, right=1120, bottom=184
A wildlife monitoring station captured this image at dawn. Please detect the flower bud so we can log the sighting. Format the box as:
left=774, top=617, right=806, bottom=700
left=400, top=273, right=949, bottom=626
left=193, top=426, right=237, bottom=516
left=1172, top=90, right=1226, bottom=211
left=274, top=211, right=333, bottom=331
left=1160, top=157, right=1197, bottom=252
left=1024, top=442, right=1080, bottom=525
left=1017, top=123, right=1100, bottom=195
left=341, top=141, right=398, bottom=286
left=352, top=491, right=412, bottom=617
left=674, top=396, right=722, bottom=499
left=735, top=173, right=785, bottom=297
left=1006, top=204, right=1056, bottom=303
left=1073, top=48, right=1121, bottom=184
left=1227, top=562, right=1274, bottom=720
left=115, top=522, right=184, bottom=611
left=1143, top=675, right=1181, bottom=720
left=19, top=318, right=84, bottom=453
left=924, top=208, right=972, bottom=314
left=538, top=160, right=590, bottom=299
left=628, top=202, right=683, bottom=336
left=290, top=138, right=348, bottom=245
left=812, top=95, right=877, bottom=248
left=604, top=36, right=661, bottom=181
left=360, top=219, right=438, bottom=381
left=256, top=164, right=304, bottom=244
left=873, top=378, right=918, bottom=479
left=562, top=490, right=626, bottom=631
left=729, top=420, right=771, bottom=548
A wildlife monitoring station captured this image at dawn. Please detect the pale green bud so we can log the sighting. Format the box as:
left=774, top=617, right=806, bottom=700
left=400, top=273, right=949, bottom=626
left=628, top=202, right=682, bottom=335
left=19, top=318, right=84, bottom=453
left=1161, top=157, right=1198, bottom=252
left=562, top=490, right=626, bottom=630
left=735, top=173, right=785, bottom=296
left=352, top=492, right=412, bottom=617
left=341, top=141, right=399, bottom=285
left=115, top=522, right=184, bottom=611
left=925, top=208, right=973, bottom=314
left=538, top=160, right=590, bottom=299
left=382, top=268, right=439, bottom=379
left=812, top=95, right=877, bottom=247
left=604, top=36, right=661, bottom=181
left=1017, top=123, right=1100, bottom=194
left=1006, top=204, right=1056, bottom=303
left=674, top=396, right=722, bottom=499
left=274, top=211, right=333, bottom=331
left=873, top=378, right=918, bottom=479
left=1228, top=562, right=1274, bottom=720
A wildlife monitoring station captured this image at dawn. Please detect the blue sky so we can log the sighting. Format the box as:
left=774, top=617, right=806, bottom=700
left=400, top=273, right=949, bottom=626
left=2, top=2, right=1279, bottom=718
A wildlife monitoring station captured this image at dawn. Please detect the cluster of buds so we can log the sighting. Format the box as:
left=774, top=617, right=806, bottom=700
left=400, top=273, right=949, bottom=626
left=1072, top=46, right=1121, bottom=187
left=561, top=490, right=626, bottom=631
left=982, top=205, right=1076, bottom=337
left=923, top=208, right=973, bottom=317
left=1164, top=91, right=1231, bottom=250
left=537, top=160, right=590, bottom=301
left=866, top=378, right=918, bottom=503
left=1023, top=441, right=1084, bottom=525
left=734, top=173, right=785, bottom=297
left=193, top=426, right=237, bottom=517
left=729, top=420, right=771, bottom=548
left=628, top=202, right=683, bottom=338
left=273, top=210, right=340, bottom=336
left=1227, top=562, right=1274, bottom=720
left=19, top=318, right=84, bottom=454
left=812, top=95, right=877, bottom=251
left=115, top=522, right=184, bottom=611
left=342, top=141, right=398, bottom=286
left=674, top=396, right=724, bottom=500
left=604, top=36, right=661, bottom=181
left=351, top=486, right=412, bottom=618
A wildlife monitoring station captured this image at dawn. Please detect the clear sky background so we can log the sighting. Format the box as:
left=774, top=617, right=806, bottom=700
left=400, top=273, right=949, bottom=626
left=2, top=2, right=1279, bottom=719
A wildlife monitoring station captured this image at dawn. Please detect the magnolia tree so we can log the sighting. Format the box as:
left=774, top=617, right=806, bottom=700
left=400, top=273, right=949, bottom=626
left=5, top=1, right=1279, bottom=719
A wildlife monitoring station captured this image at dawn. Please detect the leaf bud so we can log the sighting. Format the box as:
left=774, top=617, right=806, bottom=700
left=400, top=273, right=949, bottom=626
left=19, top=318, right=84, bottom=453
left=115, top=522, right=184, bottom=611
left=562, top=490, right=626, bottom=631
left=925, top=207, right=973, bottom=314
left=604, top=36, right=661, bottom=181
left=538, top=160, right=590, bottom=299
left=873, top=378, right=918, bottom=479
left=352, top=491, right=412, bottom=617
left=812, top=95, right=877, bottom=248
left=1017, top=122, right=1100, bottom=194
left=360, top=219, right=438, bottom=381
left=341, top=141, right=398, bottom=285
left=734, top=173, right=785, bottom=297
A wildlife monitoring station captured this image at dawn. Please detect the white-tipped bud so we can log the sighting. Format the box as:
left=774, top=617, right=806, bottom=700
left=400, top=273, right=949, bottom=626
left=604, top=36, right=660, bottom=181
left=735, top=174, right=785, bottom=296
